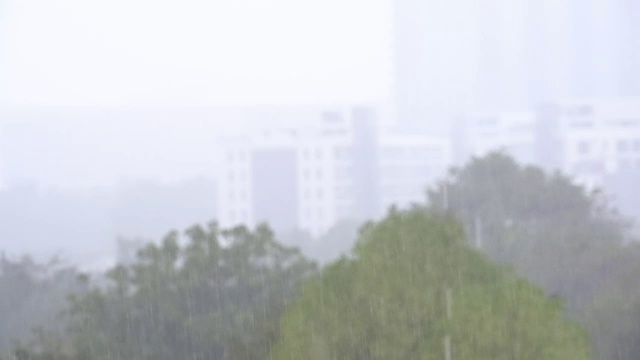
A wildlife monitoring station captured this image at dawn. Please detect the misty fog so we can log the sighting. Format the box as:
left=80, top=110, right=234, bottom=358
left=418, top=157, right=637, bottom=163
left=2, top=0, right=640, bottom=359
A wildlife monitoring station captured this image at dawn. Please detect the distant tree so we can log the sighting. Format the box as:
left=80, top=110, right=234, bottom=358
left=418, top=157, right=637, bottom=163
left=65, top=222, right=316, bottom=360
left=272, top=208, right=590, bottom=359
left=0, top=254, right=82, bottom=357
left=427, top=152, right=640, bottom=359
left=427, top=153, right=628, bottom=305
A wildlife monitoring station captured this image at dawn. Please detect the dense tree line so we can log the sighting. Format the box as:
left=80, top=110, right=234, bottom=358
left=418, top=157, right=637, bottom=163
left=2, top=212, right=589, bottom=360
left=428, top=152, right=640, bottom=360
left=273, top=208, right=590, bottom=359
left=3, top=153, right=640, bottom=359
left=47, top=223, right=313, bottom=360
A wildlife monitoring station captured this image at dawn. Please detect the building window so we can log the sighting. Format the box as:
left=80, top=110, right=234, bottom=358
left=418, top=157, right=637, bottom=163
left=229, top=191, right=235, bottom=201
left=229, top=210, right=236, bottom=223
left=634, top=139, right=640, bottom=152
left=240, top=190, right=247, bottom=201
left=302, top=149, right=310, bottom=161
left=578, top=141, right=590, bottom=155
left=228, top=171, right=235, bottom=181
left=303, top=189, right=311, bottom=199
left=317, top=189, right=323, bottom=199
left=227, top=152, right=235, bottom=162
left=317, top=208, right=324, bottom=220
left=303, top=169, right=310, bottom=180
left=315, top=148, right=323, bottom=160
left=316, top=169, right=323, bottom=180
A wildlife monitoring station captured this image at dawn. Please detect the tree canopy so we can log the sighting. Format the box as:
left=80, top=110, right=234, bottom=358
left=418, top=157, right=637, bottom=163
left=9, top=153, right=640, bottom=360
left=427, top=152, right=640, bottom=360
left=272, top=208, right=590, bottom=359
left=60, top=222, right=315, bottom=360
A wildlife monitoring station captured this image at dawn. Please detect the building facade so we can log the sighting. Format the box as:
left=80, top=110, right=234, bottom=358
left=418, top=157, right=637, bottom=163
left=217, top=107, right=380, bottom=237
left=453, top=97, right=640, bottom=192
left=540, top=97, right=640, bottom=189
left=217, top=106, right=452, bottom=236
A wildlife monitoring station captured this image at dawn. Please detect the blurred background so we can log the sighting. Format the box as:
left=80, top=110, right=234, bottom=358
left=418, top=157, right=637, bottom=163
left=2, top=0, right=639, bottom=266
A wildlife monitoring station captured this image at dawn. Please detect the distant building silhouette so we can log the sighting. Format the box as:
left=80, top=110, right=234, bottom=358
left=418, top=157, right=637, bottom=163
left=392, top=0, right=640, bottom=127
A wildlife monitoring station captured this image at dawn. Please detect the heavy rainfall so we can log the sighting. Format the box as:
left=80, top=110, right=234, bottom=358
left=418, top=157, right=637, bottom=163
left=1, top=0, right=640, bottom=359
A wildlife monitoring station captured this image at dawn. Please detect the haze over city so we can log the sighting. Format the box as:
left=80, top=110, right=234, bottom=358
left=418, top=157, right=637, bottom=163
left=2, top=1, right=640, bottom=359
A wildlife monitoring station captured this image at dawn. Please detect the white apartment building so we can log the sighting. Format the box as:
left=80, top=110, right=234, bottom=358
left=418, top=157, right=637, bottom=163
left=217, top=106, right=454, bottom=236
left=217, top=107, right=377, bottom=237
left=546, top=97, right=640, bottom=189
left=453, top=97, right=640, bottom=191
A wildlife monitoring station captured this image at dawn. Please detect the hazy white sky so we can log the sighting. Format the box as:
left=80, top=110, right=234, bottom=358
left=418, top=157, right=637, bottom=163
left=0, top=0, right=620, bottom=190
left=0, top=0, right=392, bottom=107
left=0, top=0, right=394, bottom=190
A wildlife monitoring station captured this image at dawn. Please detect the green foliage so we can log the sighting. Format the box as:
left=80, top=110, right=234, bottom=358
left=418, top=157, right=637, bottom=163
left=66, top=222, right=316, bottom=360
left=428, top=152, right=639, bottom=359
left=272, top=208, right=590, bottom=359
left=429, top=153, right=625, bottom=265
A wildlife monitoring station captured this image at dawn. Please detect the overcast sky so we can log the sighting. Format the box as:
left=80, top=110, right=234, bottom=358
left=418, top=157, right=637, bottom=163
left=0, top=0, right=394, bottom=190
left=0, top=0, right=392, bottom=107
left=0, top=0, right=625, bottom=190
